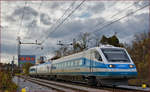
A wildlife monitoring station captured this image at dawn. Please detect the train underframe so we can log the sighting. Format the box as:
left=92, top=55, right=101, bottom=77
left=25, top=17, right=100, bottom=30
left=30, top=74, right=131, bottom=86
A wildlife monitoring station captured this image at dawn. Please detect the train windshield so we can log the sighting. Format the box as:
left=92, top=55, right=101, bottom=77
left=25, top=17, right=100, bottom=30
left=101, top=48, right=130, bottom=62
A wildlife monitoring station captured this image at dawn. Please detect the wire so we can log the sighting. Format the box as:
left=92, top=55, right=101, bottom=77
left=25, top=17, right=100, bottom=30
left=95, top=2, right=135, bottom=27
left=56, top=1, right=76, bottom=25
left=17, top=1, right=27, bottom=36
left=92, top=3, right=149, bottom=34
left=33, top=1, right=76, bottom=52
left=37, top=1, right=76, bottom=42
left=41, top=0, right=86, bottom=45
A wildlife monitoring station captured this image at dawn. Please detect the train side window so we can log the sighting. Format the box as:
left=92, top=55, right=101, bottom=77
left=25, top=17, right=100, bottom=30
left=55, top=64, right=57, bottom=68
left=61, top=63, right=63, bottom=68
left=77, top=61, right=80, bottom=66
left=66, top=62, right=68, bottom=67
left=79, top=60, right=82, bottom=65
left=74, top=61, right=77, bottom=66
left=94, top=51, right=102, bottom=61
left=57, top=64, right=58, bottom=68
left=70, top=61, right=72, bottom=67
left=59, top=64, right=60, bottom=68
left=63, top=62, right=65, bottom=68
left=59, top=63, right=60, bottom=68
left=62, top=62, right=64, bottom=68
left=68, top=61, right=71, bottom=67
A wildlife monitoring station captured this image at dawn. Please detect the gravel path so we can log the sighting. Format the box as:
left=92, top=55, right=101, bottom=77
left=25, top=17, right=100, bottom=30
left=13, top=76, right=57, bottom=92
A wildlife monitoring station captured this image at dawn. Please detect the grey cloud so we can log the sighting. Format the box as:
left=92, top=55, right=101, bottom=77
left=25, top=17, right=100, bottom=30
left=26, top=19, right=37, bottom=28
left=6, top=16, right=16, bottom=22
left=25, top=20, right=42, bottom=39
left=47, top=12, right=148, bottom=45
left=13, top=7, right=38, bottom=19
left=24, top=19, right=49, bottom=40
left=88, top=2, right=105, bottom=14
left=7, top=6, right=38, bottom=22
left=50, top=2, right=61, bottom=9
left=134, top=1, right=149, bottom=8
left=100, top=13, right=149, bottom=43
left=40, top=13, right=52, bottom=25
left=46, top=2, right=66, bottom=10
left=48, top=17, right=105, bottom=39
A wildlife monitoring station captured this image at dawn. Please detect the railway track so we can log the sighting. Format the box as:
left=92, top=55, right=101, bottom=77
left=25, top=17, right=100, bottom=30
left=19, top=76, right=110, bottom=92
left=19, top=76, right=150, bottom=92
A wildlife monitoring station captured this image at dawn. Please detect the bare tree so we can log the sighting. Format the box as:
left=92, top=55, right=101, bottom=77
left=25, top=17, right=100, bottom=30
left=77, top=32, right=91, bottom=50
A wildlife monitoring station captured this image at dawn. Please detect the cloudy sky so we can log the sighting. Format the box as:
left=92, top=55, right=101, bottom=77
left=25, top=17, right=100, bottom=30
left=1, top=0, right=149, bottom=64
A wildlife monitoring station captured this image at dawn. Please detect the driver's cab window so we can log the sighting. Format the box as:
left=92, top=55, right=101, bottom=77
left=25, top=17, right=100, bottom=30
left=94, top=51, right=102, bottom=61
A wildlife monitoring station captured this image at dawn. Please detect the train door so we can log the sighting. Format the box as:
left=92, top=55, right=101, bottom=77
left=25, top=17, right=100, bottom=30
left=83, top=50, right=91, bottom=74
left=90, top=50, right=103, bottom=72
left=90, top=50, right=96, bottom=73
left=46, top=63, right=51, bottom=74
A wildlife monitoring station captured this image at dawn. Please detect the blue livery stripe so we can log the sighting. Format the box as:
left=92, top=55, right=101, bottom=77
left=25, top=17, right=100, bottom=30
left=53, top=71, right=138, bottom=76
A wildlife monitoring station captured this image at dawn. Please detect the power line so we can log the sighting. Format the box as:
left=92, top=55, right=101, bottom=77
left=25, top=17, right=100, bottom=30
left=37, top=1, right=76, bottom=42
left=110, top=2, right=138, bottom=18
left=17, top=1, right=27, bottom=36
left=41, top=0, right=86, bottom=45
left=92, top=3, right=149, bottom=34
left=95, top=2, right=136, bottom=27
left=56, top=1, right=76, bottom=24
left=32, top=1, right=76, bottom=53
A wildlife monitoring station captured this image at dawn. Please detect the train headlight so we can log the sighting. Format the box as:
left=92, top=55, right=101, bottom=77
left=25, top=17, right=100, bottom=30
left=129, top=65, right=134, bottom=68
left=109, top=64, right=115, bottom=68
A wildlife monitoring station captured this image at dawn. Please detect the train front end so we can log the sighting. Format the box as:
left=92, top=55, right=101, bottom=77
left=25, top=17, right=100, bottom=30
left=99, top=47, right=138, bottom=85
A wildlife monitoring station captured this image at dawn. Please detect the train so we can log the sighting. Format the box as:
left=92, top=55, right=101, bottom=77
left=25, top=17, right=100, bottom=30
left=29, top=45, right=137, bottom=86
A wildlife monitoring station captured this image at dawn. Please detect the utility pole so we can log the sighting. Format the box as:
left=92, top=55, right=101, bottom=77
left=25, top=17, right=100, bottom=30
left=11, top=56, right=15, bottom=76
left=17, top=36, right=21, bottom=90
left=17, top=37, right=21, bottom=68
left=17, top=36, right=41, bottom=89
left=17, top=37, right=41, bottom=68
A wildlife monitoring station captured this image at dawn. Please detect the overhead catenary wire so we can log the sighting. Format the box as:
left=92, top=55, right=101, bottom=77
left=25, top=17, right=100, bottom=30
left=34, top=0, right=85, bottom=56
left=33, top=1, right=76, bottom=53
left=48, top=1, right=141, bottom=38
left=72, top=1, right=139, bottom=44
left=92, top=3, right=149, bottom=34
left=110, top=2, right=139, bottom=18
left=40, top=0, right=86, bottom=45
left=17, top=1, right=27, bottom=36
left=36, top=1, right=76, bottom=42
left=55, top=1, right=76, bottom=24
left=95, top=1, right=137, bottom=27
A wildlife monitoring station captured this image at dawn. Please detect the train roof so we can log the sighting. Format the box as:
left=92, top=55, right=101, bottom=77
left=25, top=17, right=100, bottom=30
left=34, top=62, right=51, bottom=67
left=31, top=45, right=125, bottom=66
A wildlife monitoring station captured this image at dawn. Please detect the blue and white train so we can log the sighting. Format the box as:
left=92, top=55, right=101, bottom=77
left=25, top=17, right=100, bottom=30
left=29, top=45, right=137, bottom=86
